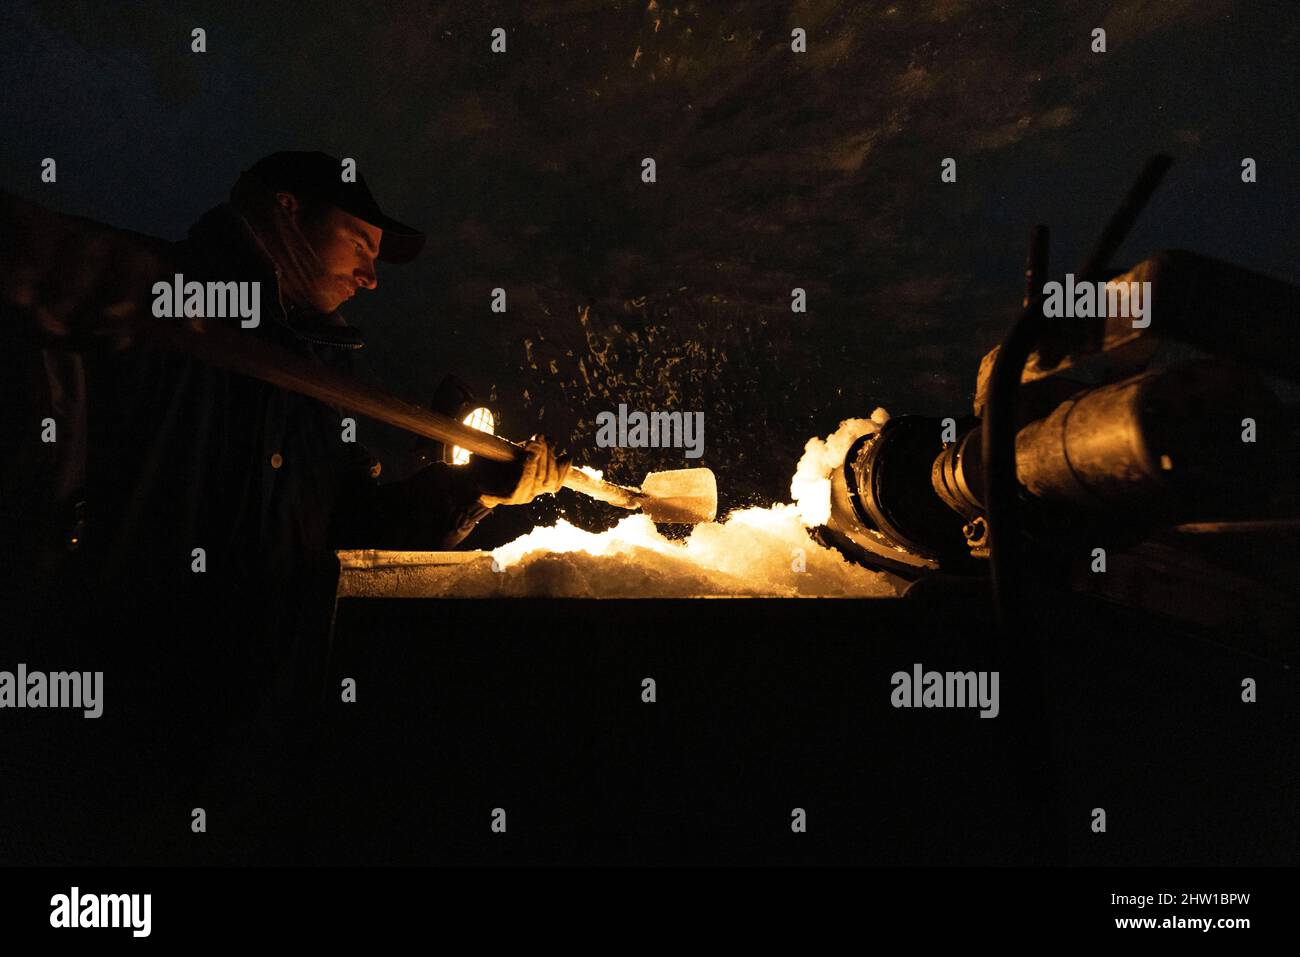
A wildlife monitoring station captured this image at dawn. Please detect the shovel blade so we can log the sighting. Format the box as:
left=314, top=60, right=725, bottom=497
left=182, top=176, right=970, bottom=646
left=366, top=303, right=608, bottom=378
left=638, top=468, right=718, bottom=524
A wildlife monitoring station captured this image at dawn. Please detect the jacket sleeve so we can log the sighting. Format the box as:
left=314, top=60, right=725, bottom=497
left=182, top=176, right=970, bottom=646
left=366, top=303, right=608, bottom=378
left=1, top=190, right=171, bottom=352
left=331, top=448, right=495, bottom=551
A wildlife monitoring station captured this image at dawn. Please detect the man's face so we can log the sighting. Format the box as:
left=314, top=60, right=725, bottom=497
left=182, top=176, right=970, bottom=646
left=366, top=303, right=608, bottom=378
left=285, top=196, right=383, bottom=313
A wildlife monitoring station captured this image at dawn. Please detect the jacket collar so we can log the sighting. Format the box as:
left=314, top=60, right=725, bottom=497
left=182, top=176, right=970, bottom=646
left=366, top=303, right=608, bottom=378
left=185, top=205, right=366, bottom=350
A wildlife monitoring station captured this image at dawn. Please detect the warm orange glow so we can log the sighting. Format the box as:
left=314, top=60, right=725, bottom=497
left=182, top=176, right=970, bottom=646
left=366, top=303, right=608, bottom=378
left=483, top=412, right=897, bottom=596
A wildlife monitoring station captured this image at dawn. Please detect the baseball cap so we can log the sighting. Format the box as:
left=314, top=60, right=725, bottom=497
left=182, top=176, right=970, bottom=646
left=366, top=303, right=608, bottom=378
left=243, top=150, right=425, bottom=263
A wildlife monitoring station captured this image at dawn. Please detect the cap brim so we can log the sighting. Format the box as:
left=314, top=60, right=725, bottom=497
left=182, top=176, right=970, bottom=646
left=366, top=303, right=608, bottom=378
left=373, top=214, right=425, bottom=264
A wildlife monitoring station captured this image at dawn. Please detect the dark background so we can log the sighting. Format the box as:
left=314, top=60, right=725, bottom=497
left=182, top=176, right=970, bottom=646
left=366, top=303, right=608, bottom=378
left=3, top=0, right=1298, bottom=544
left=2, top=0, right=1299, bottom=873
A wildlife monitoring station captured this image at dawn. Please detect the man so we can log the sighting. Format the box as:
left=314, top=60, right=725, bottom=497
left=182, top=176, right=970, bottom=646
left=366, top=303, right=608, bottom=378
left=0, top=152, right=568, bottom=863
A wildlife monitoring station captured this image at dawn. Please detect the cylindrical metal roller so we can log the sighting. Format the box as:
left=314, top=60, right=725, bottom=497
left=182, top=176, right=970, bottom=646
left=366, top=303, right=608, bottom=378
left=1013, top=360, right=1278, bottom=509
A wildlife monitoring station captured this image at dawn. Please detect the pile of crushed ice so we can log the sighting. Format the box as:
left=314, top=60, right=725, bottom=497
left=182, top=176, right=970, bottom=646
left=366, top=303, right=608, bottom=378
left=463, top=410, right=896, bottom=598
left=340, top=413, right=898, bottom=598
left=479, top=509, right=877, bottom=597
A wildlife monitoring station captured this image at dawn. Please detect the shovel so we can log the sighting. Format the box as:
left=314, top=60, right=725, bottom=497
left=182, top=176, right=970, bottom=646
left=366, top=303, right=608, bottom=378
left=562, top=465, right=717, bottom=524
left=136, top=312, right=719, bottom=523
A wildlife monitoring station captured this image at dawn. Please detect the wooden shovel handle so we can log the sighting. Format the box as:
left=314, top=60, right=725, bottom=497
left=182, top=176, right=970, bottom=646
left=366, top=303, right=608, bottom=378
left=135, top=312, right=649, bottom=507
left=139, top=313, right=521, bottom=461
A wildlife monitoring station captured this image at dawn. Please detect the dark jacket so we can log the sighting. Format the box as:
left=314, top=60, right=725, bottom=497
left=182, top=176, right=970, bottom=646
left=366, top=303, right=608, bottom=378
left=0, top=200, right=492, bottom=863
left=97, top=204, right=491, bottom=576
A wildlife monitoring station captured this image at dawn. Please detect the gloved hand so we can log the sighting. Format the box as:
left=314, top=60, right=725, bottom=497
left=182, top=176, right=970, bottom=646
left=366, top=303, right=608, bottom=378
left=471, top=435, right=571, bottom=509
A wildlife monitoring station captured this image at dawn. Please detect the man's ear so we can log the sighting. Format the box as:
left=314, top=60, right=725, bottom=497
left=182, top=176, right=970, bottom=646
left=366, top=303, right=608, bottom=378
left=274, top=191, right=300, bottom=214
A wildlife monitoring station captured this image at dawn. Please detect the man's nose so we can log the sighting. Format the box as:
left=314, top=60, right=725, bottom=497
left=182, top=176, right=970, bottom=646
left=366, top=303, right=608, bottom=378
left=355, top=263, right=378, bottom=290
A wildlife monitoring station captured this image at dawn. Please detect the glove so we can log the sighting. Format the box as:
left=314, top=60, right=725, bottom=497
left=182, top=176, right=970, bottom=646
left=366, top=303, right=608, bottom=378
left=470, top=435, right=571, bottom=508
